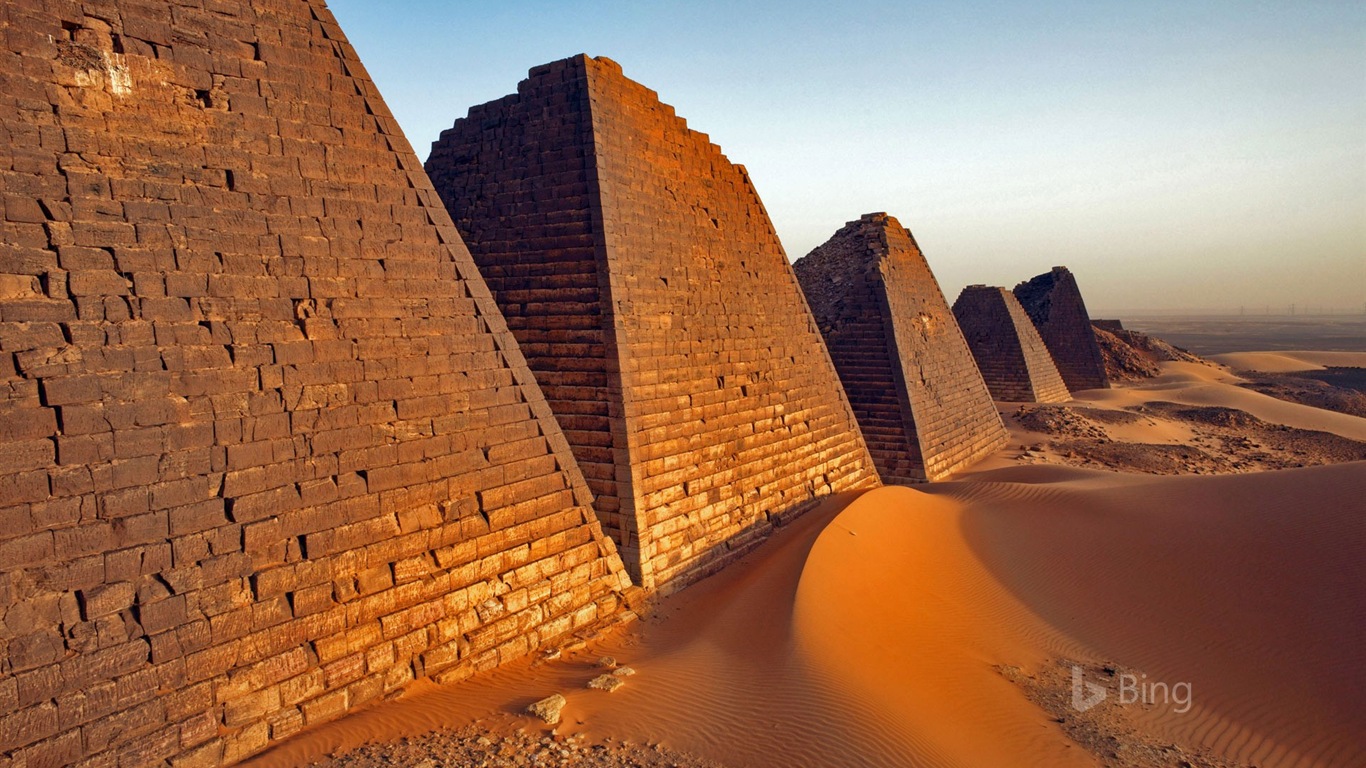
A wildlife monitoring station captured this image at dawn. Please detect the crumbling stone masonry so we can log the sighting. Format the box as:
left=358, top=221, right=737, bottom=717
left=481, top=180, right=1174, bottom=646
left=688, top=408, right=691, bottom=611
left=1014, top=267, right=1110, bottom=391
left=426, top=55, right=879, bottom=591
left=953, top=285, right=1071, bottom=403
left=0, top=4, right=632, bottom=766
left=793, top=214, right=1008, bottom=484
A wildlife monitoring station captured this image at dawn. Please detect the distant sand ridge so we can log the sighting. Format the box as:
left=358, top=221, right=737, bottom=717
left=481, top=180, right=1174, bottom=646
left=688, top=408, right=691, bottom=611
left=1210, top=350, right=1366, bottom=373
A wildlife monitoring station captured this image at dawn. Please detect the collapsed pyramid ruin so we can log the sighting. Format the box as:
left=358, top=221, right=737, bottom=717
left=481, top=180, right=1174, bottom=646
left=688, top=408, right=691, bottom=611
left=0, top=4, right=633, bottom=766
left=1014, top=267, right=1110, bottom=391
left=425, top=55, right=879, bottom=591
left=953, top=285, right=1071, bottom=403
left=793, top=214, right=1008, bottom=483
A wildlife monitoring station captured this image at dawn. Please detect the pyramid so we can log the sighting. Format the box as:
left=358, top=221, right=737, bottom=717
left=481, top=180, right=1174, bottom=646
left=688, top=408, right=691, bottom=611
left=0, top=4, right=631, bottom=766
left=793, top=214, right=1008, bottom=483
left=1014, top=267, right=1110, bottom=391
left=953, top=285, right=1071, bottom=403
left=425, top=56, right=878, bottom=591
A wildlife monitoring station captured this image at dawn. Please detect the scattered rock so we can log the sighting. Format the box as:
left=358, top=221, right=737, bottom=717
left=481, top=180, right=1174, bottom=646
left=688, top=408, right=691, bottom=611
left=588, top=674, right=626, bottom=692
left=310, top=724, right=723, bottom=767
left=1237, top=370, right=1366, bottom=418
left=527, top=693, right=567, bottom=724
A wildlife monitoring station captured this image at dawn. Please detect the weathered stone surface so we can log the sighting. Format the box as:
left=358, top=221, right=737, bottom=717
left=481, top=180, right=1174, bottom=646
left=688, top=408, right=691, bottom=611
left=1014, top=267, right=1110, bottom=391
left=426, top=55, right=879, bottom=592
left=953, top=285, right=1071, bottom=403
left=526, top=693, right=567, bottom=723
left=1093, top=323, right=1202, bottom=382
left=0, top=4, right=629, bottom=766
left=587, top=673, right=625, bottom=691
left=794, top=214, right=1008, bottom=483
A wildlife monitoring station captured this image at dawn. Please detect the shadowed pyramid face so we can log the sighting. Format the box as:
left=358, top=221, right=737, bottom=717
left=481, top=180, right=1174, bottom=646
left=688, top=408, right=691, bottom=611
left=1014, top=267, right=1110, bottom=391
left=794, top=213, right=1009, bottom=483
left=0, top=5, right=629, bottom=765
left=953, top=285, right=1071, bottom=403
left=426, top=55, right=879, bottom=591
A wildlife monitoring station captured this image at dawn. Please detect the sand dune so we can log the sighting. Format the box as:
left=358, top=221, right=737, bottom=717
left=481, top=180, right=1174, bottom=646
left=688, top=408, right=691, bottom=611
left=250, top=461, right=1366, bottom=768
left=1210, top=351, right=1366, bottom=372
left=792, top=487, right=1092, bottom=767
left=939, top=463, right=1366, bottom=767
left=1078, top=362, right=1366, bottom=442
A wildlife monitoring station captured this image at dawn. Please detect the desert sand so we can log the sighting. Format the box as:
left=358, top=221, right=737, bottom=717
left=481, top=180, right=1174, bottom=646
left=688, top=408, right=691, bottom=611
left=1209, top=351, right=1366, bottom=373
left=244, top=361, right=1366, bottom=768
left=1073, top=362, right=1366, bottom=442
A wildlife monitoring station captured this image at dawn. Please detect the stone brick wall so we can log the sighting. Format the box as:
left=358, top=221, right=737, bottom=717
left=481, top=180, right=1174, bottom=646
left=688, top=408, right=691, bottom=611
left=0, top=4, right=630, bottom=766
left=1014, top=267, right=1110, bottom=391
left=794, top=214, right=1008, bottom=483
left=422, top=62, right=630, bottom=558
left=953, top=285, right=1071, bottom=403
left=792, top=217, right=921, bottom=482
left=427, top=56, right=879, bottom=591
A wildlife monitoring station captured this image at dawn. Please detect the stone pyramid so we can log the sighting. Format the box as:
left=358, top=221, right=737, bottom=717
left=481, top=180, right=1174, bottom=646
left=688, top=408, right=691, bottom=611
left=953, top=285, right=1071, bottom=403
left=425, top=55, right=878, bottom=591
left=1014, top=267, right=1110, bottom=391
left=0, top=4, right=630, bottom=766
left=793, top=214, right=1008, bottom=483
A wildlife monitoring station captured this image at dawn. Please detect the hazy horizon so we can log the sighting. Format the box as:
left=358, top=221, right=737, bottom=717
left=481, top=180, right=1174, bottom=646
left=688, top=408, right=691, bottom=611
left=327, top=0, right=1365, bottom=317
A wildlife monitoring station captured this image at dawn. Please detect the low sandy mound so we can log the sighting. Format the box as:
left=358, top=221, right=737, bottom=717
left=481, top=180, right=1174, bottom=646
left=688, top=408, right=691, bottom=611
left=1082, top=362, right=1366, bottom=442
left=1208, top=351, right=1366, bottom=417
left=1211, top=351, right=1366, bottom=372
left=1211, top=352, right=1325, bottom=373
left=977, top=356, right=1366, bottom=477
left=1001, top=399, right=1366, bottom=475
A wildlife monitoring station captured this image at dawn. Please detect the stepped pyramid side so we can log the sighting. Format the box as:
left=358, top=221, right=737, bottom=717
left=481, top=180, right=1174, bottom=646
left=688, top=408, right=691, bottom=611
left=953, top=285, right=1071, bottom=403
left=1014, top=267, right=1110, bottom=391
left=791, top=218, right=923, bottom=482
left=427, top=55, right=879, bottom=591
left=0, top=5, right=629, bottom=766
left=795, top=214, right=1008, bottom=482
left=424, top=61, right=634, bottom=553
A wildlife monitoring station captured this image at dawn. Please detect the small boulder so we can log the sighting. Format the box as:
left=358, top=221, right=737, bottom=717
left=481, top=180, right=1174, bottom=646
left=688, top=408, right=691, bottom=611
left=611, top=666, right=636, bottom=677
left=587, top=674, right=625, bottom=692
left=527, top=694, right=567, bottom=724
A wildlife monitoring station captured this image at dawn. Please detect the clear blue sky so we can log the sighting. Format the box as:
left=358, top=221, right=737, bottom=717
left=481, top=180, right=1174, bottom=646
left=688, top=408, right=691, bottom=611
left=327, top=0, right=1364, bottom=315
